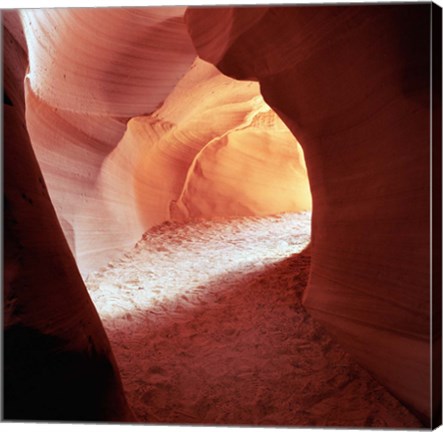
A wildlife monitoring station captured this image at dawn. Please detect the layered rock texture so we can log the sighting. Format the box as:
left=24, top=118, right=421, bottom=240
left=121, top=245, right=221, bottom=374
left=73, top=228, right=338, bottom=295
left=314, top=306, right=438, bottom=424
left=186, top=4, right=440, bottom=424
left=3, top=11, right=133, bottom=421
left=20, top=8, right=311, bottom=274
left=3, top=3, right=440, bottom=427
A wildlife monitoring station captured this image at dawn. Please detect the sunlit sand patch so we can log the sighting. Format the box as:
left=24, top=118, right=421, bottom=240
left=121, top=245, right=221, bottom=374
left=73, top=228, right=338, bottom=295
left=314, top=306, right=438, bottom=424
left=86, top=212, right=311, bottom=324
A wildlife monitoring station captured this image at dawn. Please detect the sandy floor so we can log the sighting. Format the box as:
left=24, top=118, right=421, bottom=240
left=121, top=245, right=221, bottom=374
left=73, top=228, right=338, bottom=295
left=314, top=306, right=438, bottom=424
left=85, top=212, right=421, bottom=428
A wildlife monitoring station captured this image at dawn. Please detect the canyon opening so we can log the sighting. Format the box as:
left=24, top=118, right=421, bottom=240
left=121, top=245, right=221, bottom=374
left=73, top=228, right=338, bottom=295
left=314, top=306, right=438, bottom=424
left=3, top=3, right=441, bottom=430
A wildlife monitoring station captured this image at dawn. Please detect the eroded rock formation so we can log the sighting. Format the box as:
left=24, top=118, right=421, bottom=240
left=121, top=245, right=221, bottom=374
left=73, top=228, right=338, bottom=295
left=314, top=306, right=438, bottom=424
left=20, top=9, right=311, bottom=274
left=3, top=3, right=440, bottom=426
left=3, top=11, right=133, bottom=421
left=3, top=6, right=312, bottom=421
left=186, top=4, right=437, bottom=424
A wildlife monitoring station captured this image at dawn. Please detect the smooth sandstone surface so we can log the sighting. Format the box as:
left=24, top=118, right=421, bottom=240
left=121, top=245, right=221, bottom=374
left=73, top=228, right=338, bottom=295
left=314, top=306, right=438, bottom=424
left=186, top=4, right=432, bottom=423
left=23, top=14, right=311, bottom=274
left=20, top=7, right=197, bottom=272
left=4, top=106, right=133, bottom=422
left=176, top=120, right=311, bottom=219
left=3, top=11, right=133, bottom=419
left=21, top=7, right=195, bottom=116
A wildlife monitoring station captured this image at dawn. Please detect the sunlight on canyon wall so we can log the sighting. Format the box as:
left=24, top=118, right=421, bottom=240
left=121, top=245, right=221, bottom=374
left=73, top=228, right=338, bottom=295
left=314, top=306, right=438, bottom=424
left=21, top=9, right=311, bottom=275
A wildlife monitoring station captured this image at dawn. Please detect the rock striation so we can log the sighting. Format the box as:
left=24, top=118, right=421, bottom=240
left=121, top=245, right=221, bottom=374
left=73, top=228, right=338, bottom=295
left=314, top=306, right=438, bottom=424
left=3, top=11, right=133, bottom=422
left=21, top=8, right=311, bottom=274
left=186, top=4, right=436, bottom=424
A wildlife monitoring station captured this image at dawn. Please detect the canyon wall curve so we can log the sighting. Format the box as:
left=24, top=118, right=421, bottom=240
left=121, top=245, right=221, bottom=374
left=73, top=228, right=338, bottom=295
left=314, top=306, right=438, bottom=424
left=186, top=3, right=433, bottom=424
left=3, top=10, right=133, bottom=421
left=17, top=8, right=312, bottom=275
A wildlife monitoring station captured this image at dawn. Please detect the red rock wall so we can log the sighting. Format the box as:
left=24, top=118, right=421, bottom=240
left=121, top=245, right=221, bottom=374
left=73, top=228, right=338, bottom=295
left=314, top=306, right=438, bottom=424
left=3, top=11, right=133, bottom=422
left=186, top=4, right=433, bottom=424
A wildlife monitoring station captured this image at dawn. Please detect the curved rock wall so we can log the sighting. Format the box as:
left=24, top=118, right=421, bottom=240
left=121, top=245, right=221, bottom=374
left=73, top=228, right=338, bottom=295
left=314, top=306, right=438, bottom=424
left=186, top=4, right=432, bottom=423
left=3, top=11, right=133, bottom=422
left=175, top=112, right=311, bottom=219
left=21, top=7, right=197, bottom=273
left=21, top=7, right=195, bottom=116
left=21, top=8, right=311, bottom=275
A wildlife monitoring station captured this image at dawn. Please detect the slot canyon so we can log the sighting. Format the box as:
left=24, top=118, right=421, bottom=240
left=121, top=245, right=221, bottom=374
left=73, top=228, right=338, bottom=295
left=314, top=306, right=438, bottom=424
left=3, top=3, right=441, bottom=428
